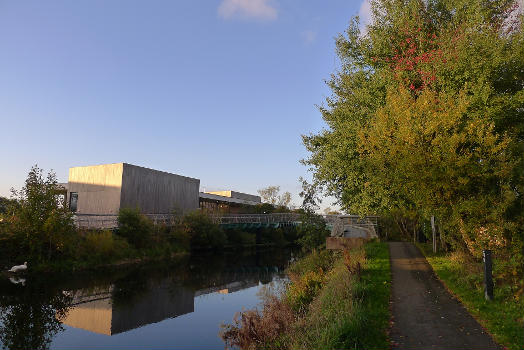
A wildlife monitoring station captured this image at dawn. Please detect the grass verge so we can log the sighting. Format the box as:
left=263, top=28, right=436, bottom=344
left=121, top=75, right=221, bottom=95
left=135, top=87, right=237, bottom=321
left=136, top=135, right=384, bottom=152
left=418, top=243, right=523, bottom=350
left=221, top=241, right=391, bottom=349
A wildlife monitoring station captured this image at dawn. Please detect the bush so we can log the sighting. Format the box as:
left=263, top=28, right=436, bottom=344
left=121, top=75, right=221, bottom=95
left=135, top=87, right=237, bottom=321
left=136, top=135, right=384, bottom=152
left=297, top=212, right=330, bottom=252
left=169, top=226, right=191, bottom=251
left=221, top=295, right=294, bottom=350
left=117, top=208, right=153, bottom=249
left=260, top=227, right=287, bottom=246
left=182, top=211, right=226, bottom=249
left=239, top=232, right=256, bottom=246
left=285, top=250, right=336, bottom=313
left=281, top=226, right=299, bottom=245
left=286, top=270, right=324, bottom=312
left=225, top=229, right=256, bottom=246
left=82, top=230, right=131, bottom=260
left=287, top=249, right=336, bottom=278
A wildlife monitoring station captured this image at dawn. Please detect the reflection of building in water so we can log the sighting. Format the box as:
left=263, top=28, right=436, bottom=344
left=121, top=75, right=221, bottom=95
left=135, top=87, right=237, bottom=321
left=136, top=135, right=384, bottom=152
left=61, top=266, right=284, bottom=336
left=195, top=280, right=259, bottom=296
left=63, top=282, right=194, bottom=335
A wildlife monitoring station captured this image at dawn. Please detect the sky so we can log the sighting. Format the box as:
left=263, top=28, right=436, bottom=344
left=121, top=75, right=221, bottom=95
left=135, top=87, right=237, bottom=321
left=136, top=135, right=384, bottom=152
left=0, top=0, right=371, bottom=210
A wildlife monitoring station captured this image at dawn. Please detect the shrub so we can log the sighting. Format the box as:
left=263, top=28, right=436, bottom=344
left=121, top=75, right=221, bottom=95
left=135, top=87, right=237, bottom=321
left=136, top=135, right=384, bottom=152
left=85, top=231, right=115, bottom=257
left=297, top=212, right=330, bottom=252
left=238, top=231, right=256, bottom=246
left=221, top=295, right=294, bottom=350
left=81, top=230, right=132, bottom=261
left=225, top=229, right=256, bottom=246
left=169, top=226, right=191, bottom=251
left=182, top=211, right=226, bottom=249
left=281, top=226, right=299, bottom=245
left=286, top=270, right=325, bottom=312
left=260, top=227, right=287, bottom=246
left=287, top=249, right=336, bottom=278
left=117, top=208, right=153, bottom=249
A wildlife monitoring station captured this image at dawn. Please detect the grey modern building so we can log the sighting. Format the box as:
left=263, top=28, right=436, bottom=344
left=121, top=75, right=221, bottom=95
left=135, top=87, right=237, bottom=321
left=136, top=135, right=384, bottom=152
left=66, top=163, right=200, bottom=214
left=63, top=162, right=262, bottom=216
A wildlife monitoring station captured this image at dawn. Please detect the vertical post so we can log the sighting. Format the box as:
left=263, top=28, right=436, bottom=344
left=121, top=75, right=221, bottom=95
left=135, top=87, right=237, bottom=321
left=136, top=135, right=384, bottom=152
left=431, top=216, right=436, bottom=253
left=483, top=250, right=494, bottom=301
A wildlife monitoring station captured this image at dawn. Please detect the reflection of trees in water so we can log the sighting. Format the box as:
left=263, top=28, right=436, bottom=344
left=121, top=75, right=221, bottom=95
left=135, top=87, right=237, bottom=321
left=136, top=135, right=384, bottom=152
left=184, top=247, right=295, bottom=291
left=0, top=280, right=72, bottom=350
left=0, top=247, right=297, bottom=349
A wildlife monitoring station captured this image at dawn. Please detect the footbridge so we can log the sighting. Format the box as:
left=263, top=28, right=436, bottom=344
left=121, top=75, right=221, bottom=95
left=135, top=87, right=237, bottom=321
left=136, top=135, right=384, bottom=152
left=74, top=213, right=378, bottom=233
left=209, top=213, right=301, bottom=229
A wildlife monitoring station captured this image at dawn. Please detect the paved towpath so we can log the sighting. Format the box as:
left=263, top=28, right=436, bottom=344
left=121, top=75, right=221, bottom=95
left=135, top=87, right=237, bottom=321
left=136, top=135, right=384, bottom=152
left=389, top=242, right=501, bottom=350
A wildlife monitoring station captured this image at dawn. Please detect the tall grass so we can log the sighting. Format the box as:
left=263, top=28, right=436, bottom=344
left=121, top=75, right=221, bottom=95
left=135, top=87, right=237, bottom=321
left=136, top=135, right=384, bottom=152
left=221, top=242, right=391, bottom=350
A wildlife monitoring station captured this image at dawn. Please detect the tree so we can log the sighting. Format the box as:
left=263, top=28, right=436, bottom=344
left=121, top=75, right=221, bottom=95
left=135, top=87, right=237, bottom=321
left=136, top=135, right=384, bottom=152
left=303, top=0, right=523, bottom=261
left=257, top=186, right=292, bottom=208
left=323, top=207, right=341, bottom=215
left=7, top=165, right=75, bottom=263
left=297, top=178, right=330, bottom=251
left=0, top=196, right=17, bottom=215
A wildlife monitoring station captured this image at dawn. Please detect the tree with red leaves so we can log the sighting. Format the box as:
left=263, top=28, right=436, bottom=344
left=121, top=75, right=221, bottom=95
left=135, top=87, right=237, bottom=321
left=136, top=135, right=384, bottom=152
left=303, top=0, right=523, bottom=266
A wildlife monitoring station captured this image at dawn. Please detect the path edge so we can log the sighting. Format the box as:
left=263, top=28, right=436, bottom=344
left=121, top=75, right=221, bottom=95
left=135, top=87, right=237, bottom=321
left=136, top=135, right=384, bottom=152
left=414, top=243, right=505, bottom=350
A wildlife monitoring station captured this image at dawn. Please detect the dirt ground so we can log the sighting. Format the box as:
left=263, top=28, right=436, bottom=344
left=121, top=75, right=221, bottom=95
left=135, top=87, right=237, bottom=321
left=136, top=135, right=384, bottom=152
left=389, top=242, right=501, bottom=350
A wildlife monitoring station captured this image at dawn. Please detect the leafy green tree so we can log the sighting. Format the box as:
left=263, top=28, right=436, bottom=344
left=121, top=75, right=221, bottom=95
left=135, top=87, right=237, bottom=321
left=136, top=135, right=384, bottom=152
left=296, top=178, right=330, bottom=251
left=0, top=196, right=17, bottom=215
left=303, top=0, right=523, bottom=261
left=297, top=213, right=330, bottom=252
left=7, top=165, right=75, bottom=263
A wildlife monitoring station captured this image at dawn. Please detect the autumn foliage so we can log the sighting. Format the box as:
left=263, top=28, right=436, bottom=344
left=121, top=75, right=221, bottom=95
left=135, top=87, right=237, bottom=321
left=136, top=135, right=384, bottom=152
left=303, top=0, right=523, bottom=278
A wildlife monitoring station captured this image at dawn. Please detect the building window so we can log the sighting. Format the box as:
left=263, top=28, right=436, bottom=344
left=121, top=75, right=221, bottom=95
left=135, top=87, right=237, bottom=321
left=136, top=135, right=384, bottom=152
left=69, top=192, right=78, bottom=213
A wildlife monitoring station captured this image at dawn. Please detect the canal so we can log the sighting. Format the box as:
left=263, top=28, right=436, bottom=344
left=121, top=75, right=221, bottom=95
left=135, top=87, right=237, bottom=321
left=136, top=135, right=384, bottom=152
left=0, top=248, right=297, bottom=350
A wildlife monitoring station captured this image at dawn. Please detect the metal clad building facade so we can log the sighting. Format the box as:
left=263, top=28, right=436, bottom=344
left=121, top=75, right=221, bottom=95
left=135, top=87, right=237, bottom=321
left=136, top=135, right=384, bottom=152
left=67, top=163, right=200, bottom=214
left=120, top=163, right=199, bottom=214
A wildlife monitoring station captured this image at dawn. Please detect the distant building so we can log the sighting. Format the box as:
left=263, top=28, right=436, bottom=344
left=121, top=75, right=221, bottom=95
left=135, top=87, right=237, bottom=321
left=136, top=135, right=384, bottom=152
left=199, top=190, right=261, bottom=214
left=62, top=162, right=261, bottom=215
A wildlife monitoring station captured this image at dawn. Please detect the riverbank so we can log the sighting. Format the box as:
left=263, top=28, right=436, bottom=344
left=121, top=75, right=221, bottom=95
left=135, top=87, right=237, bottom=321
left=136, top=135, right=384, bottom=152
left=221, top=241, right=391, bottom=349
left=1, top=206, right=302, bottom=274
left=4, top=242, right=299, bottom=276
left=417, top=243, right=524, bottom=350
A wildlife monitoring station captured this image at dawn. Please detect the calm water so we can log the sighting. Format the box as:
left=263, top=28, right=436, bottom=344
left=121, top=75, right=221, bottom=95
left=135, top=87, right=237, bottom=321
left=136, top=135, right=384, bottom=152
left=0, top=248, right=296, bottom=350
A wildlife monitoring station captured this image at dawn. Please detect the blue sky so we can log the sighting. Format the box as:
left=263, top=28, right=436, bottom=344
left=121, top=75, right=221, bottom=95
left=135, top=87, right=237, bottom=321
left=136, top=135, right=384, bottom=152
left=0, top=0, right=369, bottom=209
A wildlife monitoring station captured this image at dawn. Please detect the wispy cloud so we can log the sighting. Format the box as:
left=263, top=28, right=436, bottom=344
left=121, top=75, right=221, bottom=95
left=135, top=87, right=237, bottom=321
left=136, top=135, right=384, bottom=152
left=218, top=0, right=278, bottom=21
left=358, top=0, right=372, bottom=34
left=302, top=30, right=317, bottom=45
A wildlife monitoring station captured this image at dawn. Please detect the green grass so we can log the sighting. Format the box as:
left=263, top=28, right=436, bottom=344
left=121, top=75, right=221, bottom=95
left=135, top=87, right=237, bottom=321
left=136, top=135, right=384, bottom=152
left=418, top=243, right=524, bottom=350
left=220, top=242, right=392, bottom=350
left=358, top=241, right=391, bottom=349
left=290, top=241, right=391, bottom=350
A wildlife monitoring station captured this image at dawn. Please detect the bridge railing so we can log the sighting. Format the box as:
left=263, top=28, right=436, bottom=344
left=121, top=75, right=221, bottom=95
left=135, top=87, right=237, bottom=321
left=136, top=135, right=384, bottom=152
left=209, top=213, right=301, bottom=225
left=74, top=213, right=179, bottom=229
left=73, top=213, right=379, bottom=230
